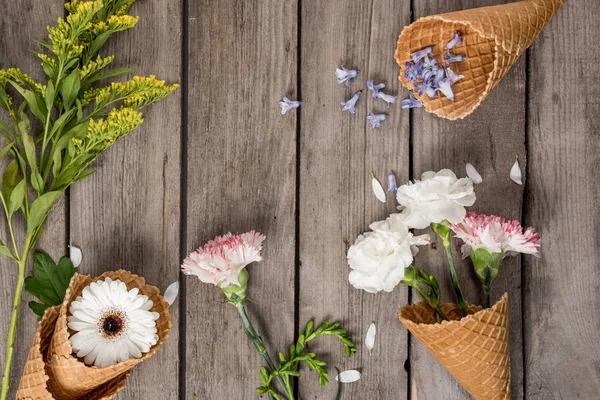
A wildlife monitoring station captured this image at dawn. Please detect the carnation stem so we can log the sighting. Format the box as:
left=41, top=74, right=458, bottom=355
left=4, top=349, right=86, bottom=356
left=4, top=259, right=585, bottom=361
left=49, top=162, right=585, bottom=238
left=431, top=222, right=468, bottom=317
left=0, top=243, right=30, bottom=400
left=234, top=301, right=291, bottom=399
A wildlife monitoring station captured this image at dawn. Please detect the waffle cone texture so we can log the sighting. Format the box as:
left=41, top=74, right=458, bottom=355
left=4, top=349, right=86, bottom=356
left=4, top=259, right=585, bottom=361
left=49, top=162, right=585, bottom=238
left=400, top=293, right=511, bottom=400
left=17, top=270, right=172, bottom=400
left=395, top=0, right=564, bottom=120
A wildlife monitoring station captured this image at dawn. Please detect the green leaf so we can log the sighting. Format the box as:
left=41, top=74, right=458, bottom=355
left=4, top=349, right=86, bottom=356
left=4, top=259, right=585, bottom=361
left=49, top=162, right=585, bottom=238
left=8, top=179, right=26, bottom=216
left=0, top=143, right=14, bottom=163
left=27, top=191, right=62, bottom=234
left=87, top=31, right=112, bottom=61
left=45, top=80, right=56, bottom=110
left=10, top=83, right=47, bottom=122
left=0, top=240, right=15, bottom=259
left=25, top=252, right=75, bottom=318
left=19, top=114, right=37, bottom=171
left=84, top=67, right=134, bottom=89
left=0, top=120, right=12, bottom=136
left=60, top=69, right=81, bottom=110
left=2, top=159, right=21, bottom=201
left=31, top=170, right=44, bottom=193
left=41, top=62, right=55, bottom=79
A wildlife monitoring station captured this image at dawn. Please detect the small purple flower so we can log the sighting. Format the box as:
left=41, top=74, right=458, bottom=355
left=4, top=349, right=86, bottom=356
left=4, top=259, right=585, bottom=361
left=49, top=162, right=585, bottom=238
left=411, top=46, right=433, bottom=63
left=404, top=62, right=421, bottom=82
left=336, top=65, right=359, bottom=87
left=437, top=78, right=454, bottom=101
left=367, top=112, right=387, bottom=129
left=446, top=32, right=463, bottom=50
left=432, top=67, right=446, bottom=88
left=387, top=171, right=398, bottom=191
left=444, top=51, right=465, bottom=65
left=375, top=92, right=397, bottom=108
left=366, top=80, right=386, bottom=98
left=279, top=95, right=301, bottom=115
left=415, top=81, right=437, bottom=98
left=445, top=67, right=464, bottom=85
left=401, top=91, right=424, bottom=109
left=340, top=91, right=361, bottom=115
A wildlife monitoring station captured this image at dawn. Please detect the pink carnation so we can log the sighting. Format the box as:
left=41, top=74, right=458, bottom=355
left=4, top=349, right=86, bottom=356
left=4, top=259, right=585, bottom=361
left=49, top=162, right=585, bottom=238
left=451, top=212, right=540, bottom=258
left=181, top=231, right=265, bottom=287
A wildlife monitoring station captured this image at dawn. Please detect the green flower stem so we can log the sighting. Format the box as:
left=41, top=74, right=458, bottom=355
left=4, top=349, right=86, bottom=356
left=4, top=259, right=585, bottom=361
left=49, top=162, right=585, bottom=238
left=431, top=222, right=468, bottom=317
left=234, top=301, right=291, bottom=400
left=412, top=285, right=448, bottom=322
left=1, top=239, right=31, bottom=400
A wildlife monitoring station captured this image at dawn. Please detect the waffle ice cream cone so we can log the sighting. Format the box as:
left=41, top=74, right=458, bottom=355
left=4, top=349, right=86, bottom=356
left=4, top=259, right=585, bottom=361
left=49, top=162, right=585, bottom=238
left=395, top=0, right=564, bottom=120
left=400, top=293, right=511, bottom=400
left=17, top=270, right=171, bottom=400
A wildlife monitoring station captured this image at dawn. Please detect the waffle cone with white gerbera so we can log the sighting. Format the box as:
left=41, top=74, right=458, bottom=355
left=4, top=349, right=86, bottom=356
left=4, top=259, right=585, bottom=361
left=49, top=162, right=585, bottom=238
left=395, top=0, right=564, bottom=120
left=399, top=293, right=511, bottom=400
left=17, top=270, right=171, bottom=400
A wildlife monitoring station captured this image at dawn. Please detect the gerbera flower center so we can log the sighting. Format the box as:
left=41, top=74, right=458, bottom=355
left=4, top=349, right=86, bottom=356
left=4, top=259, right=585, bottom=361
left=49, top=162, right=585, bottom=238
left=99, top=309, right=126, bottom=338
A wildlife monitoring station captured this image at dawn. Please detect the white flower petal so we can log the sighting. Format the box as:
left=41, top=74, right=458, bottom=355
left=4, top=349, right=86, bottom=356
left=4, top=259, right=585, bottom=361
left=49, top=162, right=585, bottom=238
left=465, top=162, right=482, bottom=184
left=164, top=281, right=179, bottom=306
left=510, top=157, right=522, bottom=185
left=69, top=245, right=82, bottom=268
left=365, top=323, right=376, bottom=355
left=335, top=369, right=361, bottom=383
left=371, top=174, right=386, bottom=203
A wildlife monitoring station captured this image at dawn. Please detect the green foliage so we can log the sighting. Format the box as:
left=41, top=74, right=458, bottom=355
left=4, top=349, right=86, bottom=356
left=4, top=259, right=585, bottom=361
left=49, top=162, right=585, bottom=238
left=24, top=252, right=76, bottom=318
left=255, top=320, right=358, bottom=398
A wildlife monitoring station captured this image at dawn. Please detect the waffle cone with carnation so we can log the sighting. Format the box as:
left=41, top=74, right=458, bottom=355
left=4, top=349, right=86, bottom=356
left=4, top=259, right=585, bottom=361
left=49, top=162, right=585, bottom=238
left=399, top=293, right=511, bottom=400
left=16, top=270, right=171, bottom=400
left=395, top=0, right=564, bottom=120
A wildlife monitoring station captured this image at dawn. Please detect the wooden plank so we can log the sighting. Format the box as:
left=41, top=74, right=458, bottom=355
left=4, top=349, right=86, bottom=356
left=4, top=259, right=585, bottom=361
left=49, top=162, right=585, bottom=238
left=0, top=1, right=66, bottom=397
left=68, top=1, right=182, bottom=399
left=524, top=0, right=600, bottom=397
left=299, top=0, right=411, bottom=397
left=410, top=1, right=526, bottom=398
left=184, top=0, right=297, bottom=398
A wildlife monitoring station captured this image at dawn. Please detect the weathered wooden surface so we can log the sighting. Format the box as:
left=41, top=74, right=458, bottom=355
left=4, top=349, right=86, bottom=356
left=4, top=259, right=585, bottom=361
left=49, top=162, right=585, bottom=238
left=184, top=0, right=297, bottom=398
left=69, top=0, right=183, bottom=398
left=299, top=0, right=410, bottom=398
left=0, top=1, right=66, bottom=398
left=0, top=0, right=598, bottom=399
left=524, top=0, right=600, bottom=398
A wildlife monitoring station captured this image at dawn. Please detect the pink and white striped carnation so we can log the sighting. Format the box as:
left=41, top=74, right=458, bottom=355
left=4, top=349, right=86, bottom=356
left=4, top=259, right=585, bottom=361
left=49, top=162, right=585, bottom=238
left=181, top=231, right=266, bottom=287
left=451, top=212, right=540, bottom=258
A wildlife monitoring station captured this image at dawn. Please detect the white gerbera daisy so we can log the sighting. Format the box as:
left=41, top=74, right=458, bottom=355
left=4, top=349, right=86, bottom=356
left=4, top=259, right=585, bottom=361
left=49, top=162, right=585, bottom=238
left=67, top=277, right=160, bottom=368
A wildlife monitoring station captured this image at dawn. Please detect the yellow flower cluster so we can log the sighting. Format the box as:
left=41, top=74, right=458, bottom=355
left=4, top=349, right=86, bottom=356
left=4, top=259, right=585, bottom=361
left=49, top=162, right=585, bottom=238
left=0, top=68, right=44, bottom=94
left=79, top=55, right=115, bottom=79
left=75, top=107, right=144, bottom=153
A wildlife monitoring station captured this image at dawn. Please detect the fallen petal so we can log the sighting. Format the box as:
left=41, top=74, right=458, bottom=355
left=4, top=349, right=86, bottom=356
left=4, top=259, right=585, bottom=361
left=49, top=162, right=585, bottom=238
left=341, top=91, right=361, bottom=115
left=375, top=91, right=397, bottom=108
left=69, top=245, right=82, bottom=268
left=510, top=156, right=523, bottom=185
left=336, top=370, right=361, bottom=383
left=445, top=67, right=465, bottom=85
left=279, top=95, right=301, bottom=115
left=371, top=173, right=386, bottom=203
left=367, top=112, right=387, bottom=129
left=336, top=65, right=359, bottom=87
left=387, top=171, right=398, bottom=191
left=411, top=46, right=433, bottom=63
left=465, top=162, right=482, bottom=184
left=365, top=323, right=376, bottom=354
left=164, top=281, right=180, bottom=306
left=401, top=91, right=424, bottom=109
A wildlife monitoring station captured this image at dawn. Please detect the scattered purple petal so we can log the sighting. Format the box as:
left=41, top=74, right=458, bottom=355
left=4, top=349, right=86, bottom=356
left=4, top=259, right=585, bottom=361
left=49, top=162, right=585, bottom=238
left=279, top=95, right=301, bottom=115
left=340, top=91, right=361, bottom=115
left=401, top=91, right=424, bottom=109
left=367, top=112, right=387, bottom=129
left=387, top=171, right=398, bottom=191
left=374, top=91, right=397, bottom=108
left=404, top=62, right=421, bottom=82
left=432, top=67, right=445, bottom=88
left=445, top=67, right=464, bottom=85
left=446, top=32, right=463, bottom=50
left=366, top=80, right=386, bottom=96
left=415, top=81, right=437, bottom=98
left=445, top=51, right=465, bottom=65
left=437, top=78, right=455, bottom=101
left=411, top=46, right=433, bottom=63
left=336, top=65, right=359, bottom=87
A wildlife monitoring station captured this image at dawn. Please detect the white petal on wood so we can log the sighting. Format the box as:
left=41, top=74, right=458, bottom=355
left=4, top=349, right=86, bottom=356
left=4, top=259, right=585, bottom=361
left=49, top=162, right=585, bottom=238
left=510, top=157, right=522, bottom=185
left=365, top=322, right=376, bottom=355
left=69, top=245, right=82, bottom=268
left=164, top=281, right=180, bottom=306
left=371, top=174, right=386, bottom=203
left=465, top=162, right=482, bottom=184
left=335, top=369, right=361, bottom=383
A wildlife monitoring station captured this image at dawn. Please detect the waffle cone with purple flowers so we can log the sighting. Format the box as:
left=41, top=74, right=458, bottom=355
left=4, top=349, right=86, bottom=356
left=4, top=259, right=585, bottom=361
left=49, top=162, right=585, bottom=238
left=399, top=293, right=511, bottom=400
left=395, top=0, right=564, bottom=120
left=17, top=270, right=171, bottom=400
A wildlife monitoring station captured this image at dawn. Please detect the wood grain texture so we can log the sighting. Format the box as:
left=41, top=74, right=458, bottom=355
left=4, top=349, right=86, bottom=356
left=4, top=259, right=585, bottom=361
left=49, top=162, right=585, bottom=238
left=185, top=0, right=297, bottom=398
left=299, top=0, right=411, bottom=398
left=68, top=1, right=182, bottom=399
left=524, top=0, right=600, bottom=398
left=0, top=1, right=66, bottom=397
left=410, top=1, right=527, bottom=399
